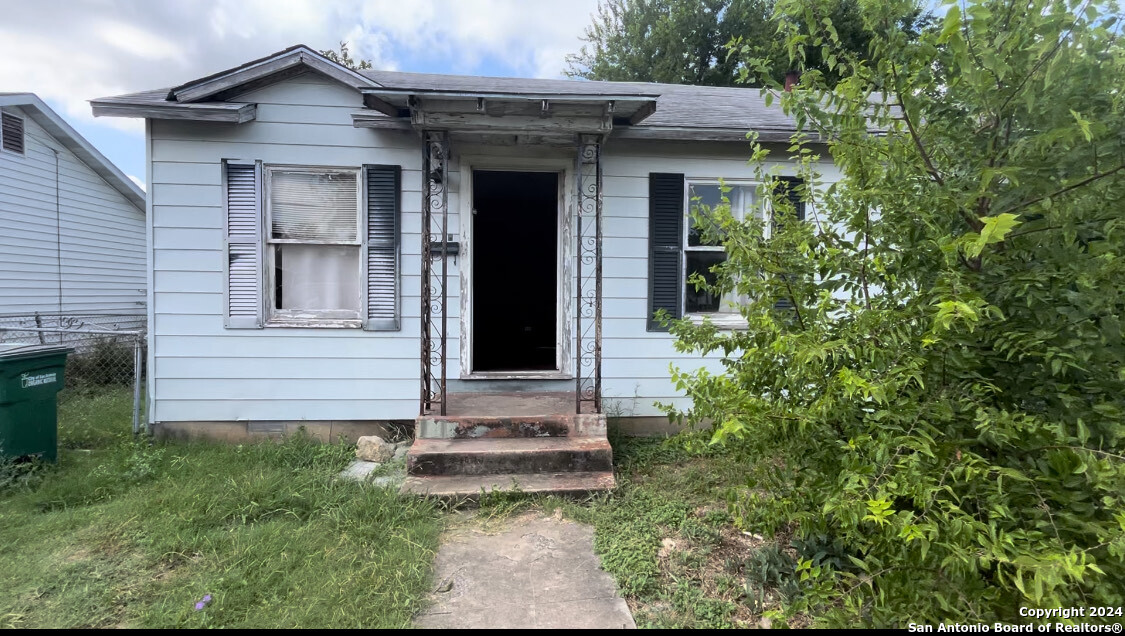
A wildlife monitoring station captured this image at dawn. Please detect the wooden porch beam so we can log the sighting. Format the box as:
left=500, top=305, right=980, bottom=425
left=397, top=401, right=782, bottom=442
left=410, top=111, right=612, bottom=135
left=363, top=93, right=410, bottom=118
left=628, top=100, right=657, bottom=125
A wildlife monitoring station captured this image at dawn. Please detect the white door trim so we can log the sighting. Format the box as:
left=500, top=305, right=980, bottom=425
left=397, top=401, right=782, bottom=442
left=458, top=154, right=574, bottom=380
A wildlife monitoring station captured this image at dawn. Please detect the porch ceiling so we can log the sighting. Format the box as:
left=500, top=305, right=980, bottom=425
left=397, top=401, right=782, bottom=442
left=355, top=88, right=658, bottom=138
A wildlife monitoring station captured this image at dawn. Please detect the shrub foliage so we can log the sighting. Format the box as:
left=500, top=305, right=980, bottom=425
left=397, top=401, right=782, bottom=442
left=663, top=0, right=1125, bottom=624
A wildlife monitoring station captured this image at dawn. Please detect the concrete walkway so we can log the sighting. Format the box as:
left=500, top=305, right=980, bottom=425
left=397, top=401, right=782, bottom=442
left=415, top=513, right=636, bottom=629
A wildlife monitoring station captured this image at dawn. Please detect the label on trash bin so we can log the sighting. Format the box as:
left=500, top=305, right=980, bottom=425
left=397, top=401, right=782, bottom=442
left=20, top=372, right=57, bottom=388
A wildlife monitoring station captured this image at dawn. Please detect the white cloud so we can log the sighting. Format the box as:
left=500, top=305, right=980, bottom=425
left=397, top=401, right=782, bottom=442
left=0, top=0, right=599, bottom=141
left=95, top=20, right=186, bottom=62
left=127, top=174, right=146, bottom=191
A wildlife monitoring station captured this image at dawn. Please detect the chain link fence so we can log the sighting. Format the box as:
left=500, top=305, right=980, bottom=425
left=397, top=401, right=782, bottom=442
left=0, top=313, right=146, bottom=435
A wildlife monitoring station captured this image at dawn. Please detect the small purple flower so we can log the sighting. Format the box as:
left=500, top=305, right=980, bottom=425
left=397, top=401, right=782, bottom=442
left=194, top=594, right=213, bottom=611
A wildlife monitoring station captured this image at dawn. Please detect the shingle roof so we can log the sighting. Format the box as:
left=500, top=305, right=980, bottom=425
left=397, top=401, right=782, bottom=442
left=359, top=69, right=796, bottom=134
left=91, top=44, right=804, bottom=141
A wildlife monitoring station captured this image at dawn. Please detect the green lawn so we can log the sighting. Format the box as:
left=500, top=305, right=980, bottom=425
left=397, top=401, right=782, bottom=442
left=2, top=389, right=788, bottom=629
left=0, top=387, right=443, bottom=629
left=478, top=428, right=799, bottom=629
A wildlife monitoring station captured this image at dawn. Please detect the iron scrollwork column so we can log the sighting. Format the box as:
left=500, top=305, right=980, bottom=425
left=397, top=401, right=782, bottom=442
left=420, top=131, right=450, bottom=415
left=575, top=134, right=603, bottom=414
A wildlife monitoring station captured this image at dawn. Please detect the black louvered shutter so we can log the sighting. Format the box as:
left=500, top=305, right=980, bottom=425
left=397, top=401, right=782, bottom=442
left=773, top=176, right=805, bottom=232
left=363, top=165, right=401, bottom=331
left=1, top=113, right=24, bottom=154
left=773, top=177, right=805, bottom=310
left=648, top=173, right=685, bottom=331
left=223, top=160, right=263, bottom=328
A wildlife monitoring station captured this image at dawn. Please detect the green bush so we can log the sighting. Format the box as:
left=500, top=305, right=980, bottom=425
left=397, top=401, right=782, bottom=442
left=66, top=337, right=136, bottom=388
left=665, top=0, right=1125, bottom=625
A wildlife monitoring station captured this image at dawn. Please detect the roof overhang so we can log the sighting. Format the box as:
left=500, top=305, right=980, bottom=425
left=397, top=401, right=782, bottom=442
left=611, top=126, right=807, bottom=143
left=90, top=100, right=257, bottom=124
left=356, top=88, right=658, bottom=139
left=0, top=93, right=145, bottom=209
left=90, top=45, right=376, bottom=125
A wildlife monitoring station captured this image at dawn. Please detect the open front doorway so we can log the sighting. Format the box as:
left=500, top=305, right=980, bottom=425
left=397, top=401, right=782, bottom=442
left=471, top=170, right=559, bottom=372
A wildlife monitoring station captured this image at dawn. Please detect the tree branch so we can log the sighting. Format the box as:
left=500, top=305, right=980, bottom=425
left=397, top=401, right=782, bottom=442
left=995, top=164, right=1125, bottom=218
left=1006, top=215, right=1117, bottom=240
left=889, top=63, right=945, bottom=188
left=998, top=0, right=1091, bottom=113
left=889, top=61, right=983, bottom=233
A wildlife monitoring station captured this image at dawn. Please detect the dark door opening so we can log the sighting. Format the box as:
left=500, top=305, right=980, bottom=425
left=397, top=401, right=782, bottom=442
left=472, top=170, right=558, bottom=372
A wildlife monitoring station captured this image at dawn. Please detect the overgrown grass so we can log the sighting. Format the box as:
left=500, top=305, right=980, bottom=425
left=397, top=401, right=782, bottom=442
left=477, top=426, right=801, bottom=629
left=56, top=386, right=135, bottom=449
left=0, top=388, right=443, bottom=628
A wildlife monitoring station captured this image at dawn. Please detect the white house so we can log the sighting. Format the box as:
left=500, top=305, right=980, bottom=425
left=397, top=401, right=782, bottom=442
left=92, top=45, right=837, bottom=495
left=0, top=93, right=146, bottom=327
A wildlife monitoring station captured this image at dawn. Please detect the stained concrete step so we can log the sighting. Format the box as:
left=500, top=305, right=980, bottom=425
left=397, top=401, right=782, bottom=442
left=400, top=470, right=616, bottom=498
left=417, top=413, right=606, bottom=439
left=406, top=437, right=613, bottom=476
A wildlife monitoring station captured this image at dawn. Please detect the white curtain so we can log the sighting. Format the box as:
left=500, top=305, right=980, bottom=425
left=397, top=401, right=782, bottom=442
left=278, top=244, right=360, bottom=312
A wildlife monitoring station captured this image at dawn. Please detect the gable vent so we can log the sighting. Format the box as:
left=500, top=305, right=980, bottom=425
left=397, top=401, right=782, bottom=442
left=1, top=113, right=24, bottom=154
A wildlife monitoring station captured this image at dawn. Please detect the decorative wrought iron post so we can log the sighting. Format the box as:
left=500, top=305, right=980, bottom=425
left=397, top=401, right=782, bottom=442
left=420, top=131, right=450, bottom=415
left=575, top=134, right=603, bottom=414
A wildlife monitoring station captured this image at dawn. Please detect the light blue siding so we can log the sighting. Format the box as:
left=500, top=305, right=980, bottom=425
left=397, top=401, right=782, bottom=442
left=148, top=73, right=839, bottom=422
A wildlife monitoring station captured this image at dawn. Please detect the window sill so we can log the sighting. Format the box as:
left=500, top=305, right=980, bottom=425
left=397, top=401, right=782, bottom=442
left=685, top=313, right=748, bottom=330
left=264, top=318, right=362, bottom=329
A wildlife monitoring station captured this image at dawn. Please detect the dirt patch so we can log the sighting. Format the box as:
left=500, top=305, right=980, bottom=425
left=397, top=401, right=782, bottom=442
left=63, top=548, right=92, bottom=564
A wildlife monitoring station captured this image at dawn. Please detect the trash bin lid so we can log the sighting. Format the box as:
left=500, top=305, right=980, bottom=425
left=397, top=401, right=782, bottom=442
left=0, top=343, right=74, bottom=360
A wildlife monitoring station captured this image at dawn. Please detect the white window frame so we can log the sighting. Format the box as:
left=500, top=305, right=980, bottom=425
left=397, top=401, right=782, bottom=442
left=683, top=179, right=765, bottom=329
left=0, top=112, right=25, bottom=156
left=263, top=164, right=364, bottom=327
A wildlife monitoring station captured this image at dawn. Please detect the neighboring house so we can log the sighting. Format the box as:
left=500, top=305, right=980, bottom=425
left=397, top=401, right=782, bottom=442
left=0, top=93, right=146, bottom=329
left=91, top=45, right=838, bottom=495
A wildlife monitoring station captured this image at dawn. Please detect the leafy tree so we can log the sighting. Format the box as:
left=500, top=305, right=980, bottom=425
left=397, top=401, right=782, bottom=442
left=319, top=41, right=372, bottom=71
left=664, top=0, right=1125, bottom=625
left=565, top=0, right=931, bottom=86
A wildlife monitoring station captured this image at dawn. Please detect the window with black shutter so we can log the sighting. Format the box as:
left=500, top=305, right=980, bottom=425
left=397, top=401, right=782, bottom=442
left=648, top=174, right=807, bottom=328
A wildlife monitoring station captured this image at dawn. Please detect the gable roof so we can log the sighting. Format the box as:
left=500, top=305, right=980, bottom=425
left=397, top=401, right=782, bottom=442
left=168, top=44, right=380, bottom=103
left=91, top=43, right=807, bottom=142
left=0, top=93, right=145, bottom=210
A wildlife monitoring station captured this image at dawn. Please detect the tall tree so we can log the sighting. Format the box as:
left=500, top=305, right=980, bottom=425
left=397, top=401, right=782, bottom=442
left=666, top=0, right=1125, bottom=624
left=565, top=0, right=929, bottom=86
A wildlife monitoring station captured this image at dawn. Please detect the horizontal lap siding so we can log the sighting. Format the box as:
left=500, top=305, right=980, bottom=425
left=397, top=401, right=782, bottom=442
left=599, top=141, right=839, bottom=414
left=150, top=76, right=446, bottom=422
left=149, top=76, right=836, bottom=422
left=0, top=106, right=145, bottom=316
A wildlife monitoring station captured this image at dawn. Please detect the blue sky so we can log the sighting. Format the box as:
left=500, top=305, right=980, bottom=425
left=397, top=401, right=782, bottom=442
left=0, top=0, right=601, bottom=188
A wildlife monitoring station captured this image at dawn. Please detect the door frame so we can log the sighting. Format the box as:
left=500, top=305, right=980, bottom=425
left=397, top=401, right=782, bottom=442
left=459, top=155, right=573, bottom=379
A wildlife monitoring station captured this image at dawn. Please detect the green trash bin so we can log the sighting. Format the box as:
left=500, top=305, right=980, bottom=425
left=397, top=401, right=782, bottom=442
left=0, top=344, right=72, bottom=463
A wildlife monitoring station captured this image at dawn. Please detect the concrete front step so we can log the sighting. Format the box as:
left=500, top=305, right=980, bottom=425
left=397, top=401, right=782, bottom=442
left=400, top=470, right=616, bottom=498
left=406, top=437, right=613, bottom=477
left=417, top=413, right=606, bottom=439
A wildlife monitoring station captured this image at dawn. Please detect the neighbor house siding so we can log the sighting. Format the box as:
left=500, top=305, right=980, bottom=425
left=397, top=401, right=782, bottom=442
left=0, top=105, right=146, bottom=317
left=148, top=74, right=839, bottom=423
